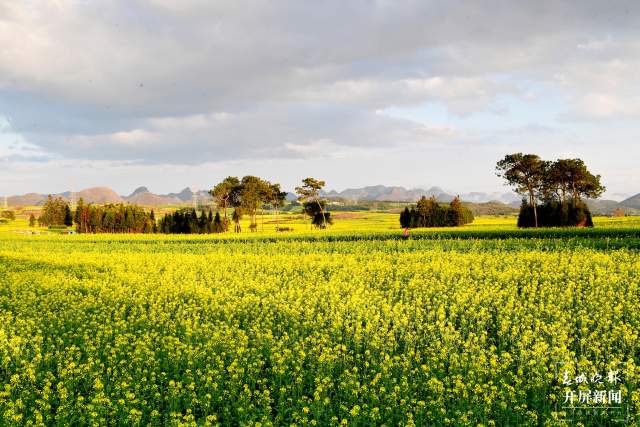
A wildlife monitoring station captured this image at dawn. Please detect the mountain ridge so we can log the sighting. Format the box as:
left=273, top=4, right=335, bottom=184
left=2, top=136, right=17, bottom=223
left=321, top=185, right=519, bottom=204
left=4, top=185, right=639, bottom=214
left=620, top=193, right=640, bottom=209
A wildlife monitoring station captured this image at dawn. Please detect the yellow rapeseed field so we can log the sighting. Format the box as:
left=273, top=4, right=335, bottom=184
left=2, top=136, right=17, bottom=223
left=1, top=217, right=639, bottom=425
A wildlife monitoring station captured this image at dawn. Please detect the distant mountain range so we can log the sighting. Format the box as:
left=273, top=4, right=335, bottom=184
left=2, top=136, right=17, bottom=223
left=621, top=193, right=640, bottom=209
left=321, top=185, right=521, bottom=204
left=321, top=185, right=640, bottom=214
left=5, top=185, right=640, bottom=215
left=6, top=186, right=212, bottom=207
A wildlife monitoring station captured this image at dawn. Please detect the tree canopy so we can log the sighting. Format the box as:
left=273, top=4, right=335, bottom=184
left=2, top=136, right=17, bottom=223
left=296, top=177, right=329, bottom=229
left=74, top=200, right=156, bottom=233
left=210, top=175, right=285, bottom=232
left=209, top=176, right=241, bottom=230
left=158, top=208, right=223, bottom=234
left=400, top=196, right=473, bottom=228
left=39, top=196, right=71, bottom=227
left=497, top=153, right=605, bottom=228
left=496, top=153, right=545, bottom=227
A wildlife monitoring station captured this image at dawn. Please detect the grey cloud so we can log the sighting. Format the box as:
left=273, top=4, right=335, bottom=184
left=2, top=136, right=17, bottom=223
left=0, top=0, right=639, bottom=165
left=31, top=105, right=454, bottom=163
left=0, top=154, right=52, bottom=163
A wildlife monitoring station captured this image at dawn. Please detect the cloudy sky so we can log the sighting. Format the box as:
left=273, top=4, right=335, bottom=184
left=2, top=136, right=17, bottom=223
left=1, top=1, right=638, bottom=199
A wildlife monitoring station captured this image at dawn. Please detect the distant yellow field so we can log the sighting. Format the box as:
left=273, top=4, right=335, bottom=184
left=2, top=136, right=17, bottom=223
left=3, top=208, right=640, bottom=236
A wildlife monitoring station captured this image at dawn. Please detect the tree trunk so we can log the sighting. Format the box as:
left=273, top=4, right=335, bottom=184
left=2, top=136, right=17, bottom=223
left=253, top=211, right=257, bottom=232
left=223, top=201, right=227, bottom=232
left=529, top=189, right=538, bottom=228
left=317, top=199, right=326, bottom=229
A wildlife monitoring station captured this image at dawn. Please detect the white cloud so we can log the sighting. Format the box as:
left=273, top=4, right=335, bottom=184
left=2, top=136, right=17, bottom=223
left=0, top=1, right=639, bottom=193
left=289, top=77, right=522, bottom=116
left=577, top=93, right=640, bottom=119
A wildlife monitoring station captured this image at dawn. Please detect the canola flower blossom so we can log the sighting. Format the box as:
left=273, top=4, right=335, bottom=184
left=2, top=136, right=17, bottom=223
left=0, top=227, right=639, bottom=425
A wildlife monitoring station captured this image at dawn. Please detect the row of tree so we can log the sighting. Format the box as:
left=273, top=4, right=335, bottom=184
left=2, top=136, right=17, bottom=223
left=74, top=200, right=156, bottom=233
left=496, top=154, right=604, bottom=227
left=29, top=176, right=333, bottom=234
left=35, top=196, right=169, bottom=233
left=158, top=209, right=226, bottom=234
left=400, top=196, right=474, bottom=228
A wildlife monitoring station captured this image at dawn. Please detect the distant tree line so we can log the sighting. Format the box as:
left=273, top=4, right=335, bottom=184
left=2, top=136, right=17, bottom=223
left=158, top=209, right=225, bottom=234
left=74, top=199, right=156, bottom=233
left=496, top=154, right=604, bottom=227
left=400, top=196, right=474, bottom=228
left=17, top=176, right=338, bottom=234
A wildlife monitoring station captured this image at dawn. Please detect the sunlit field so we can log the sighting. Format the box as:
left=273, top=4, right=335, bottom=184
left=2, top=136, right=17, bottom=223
left=3, top=208, right=640, bottom=234
left=1, top=213, right=640, bottom=425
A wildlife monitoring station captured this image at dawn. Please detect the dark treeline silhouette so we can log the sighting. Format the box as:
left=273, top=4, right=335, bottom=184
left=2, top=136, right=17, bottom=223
left=74, top=199, right=156, bottom=233
left=400, top=196, right=474, bottom=228
left=158, top=209, right=225, bottom=234
left=518, top=200, right=593, bottom=227
left=496, top=154, right=604, bottom=228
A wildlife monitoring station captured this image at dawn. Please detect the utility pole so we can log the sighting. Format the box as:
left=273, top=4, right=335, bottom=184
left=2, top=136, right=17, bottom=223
left=192, top=187, right=198, bottom=210
left=69, top=179, right=76, bottom=210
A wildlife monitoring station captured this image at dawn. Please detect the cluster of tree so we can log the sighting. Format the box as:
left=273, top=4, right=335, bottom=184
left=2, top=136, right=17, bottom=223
left=22, top=175, right=334, bottom=235
left=496, top=154, right=605, bottom=227
left=210, top=176, right=330, bottom=231
left=74, top=199, right=156, bottom=233
left=1, top=210, right=16, bottom=221
left=38, top=196, right=73, bottom=227
left=400, top=196, right=474, bottom=228
left=158, top=209, right=226, bottom=234
left=517, top=199, right=593, bottom=227
left=210, top=176, right=288, bottom=232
